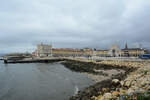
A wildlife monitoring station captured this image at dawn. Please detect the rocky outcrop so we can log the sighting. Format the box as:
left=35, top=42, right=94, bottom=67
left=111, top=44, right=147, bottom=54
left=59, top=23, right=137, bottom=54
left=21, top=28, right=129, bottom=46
left=61, top=59, right=138, bottom=100
left=94, top=61, right=150, bottom=100
left=62, top=59, right=135, bottom=76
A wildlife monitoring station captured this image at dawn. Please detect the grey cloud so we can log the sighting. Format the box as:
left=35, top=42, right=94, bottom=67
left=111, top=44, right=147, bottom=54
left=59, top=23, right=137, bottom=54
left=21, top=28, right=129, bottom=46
left=0, top=0, right=150, bottom=53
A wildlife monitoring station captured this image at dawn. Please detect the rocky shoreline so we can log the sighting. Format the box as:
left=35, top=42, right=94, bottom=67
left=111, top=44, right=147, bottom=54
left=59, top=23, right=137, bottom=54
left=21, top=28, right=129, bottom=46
left=93, top=61, right=150, bottom=100
left=62, top=59, right=138, bottom=100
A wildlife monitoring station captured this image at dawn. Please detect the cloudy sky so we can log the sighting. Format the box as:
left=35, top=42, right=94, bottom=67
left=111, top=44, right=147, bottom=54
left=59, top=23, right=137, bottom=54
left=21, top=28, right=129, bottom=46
left=0, top=0, right=150, bottom=53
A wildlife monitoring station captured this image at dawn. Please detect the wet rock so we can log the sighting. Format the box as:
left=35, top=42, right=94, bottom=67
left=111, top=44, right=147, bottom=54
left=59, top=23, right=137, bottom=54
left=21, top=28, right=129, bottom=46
left=63, top=59, right=138, bottom=100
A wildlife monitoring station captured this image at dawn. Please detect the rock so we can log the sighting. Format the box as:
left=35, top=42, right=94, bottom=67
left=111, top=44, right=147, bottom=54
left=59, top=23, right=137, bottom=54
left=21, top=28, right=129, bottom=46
left=102, top=88, right=109, bottom=93
left=145, top=85, right=150, bottom=90
left=136, top=88, right=145, bottom=93
left=131, top=86, right=139, bottom=91
left=95, top=95, right=103, bottom=100
left=124, top=80, right=132, bottom=87
left=112, top=79, right=119, bottom=84
left=120, top=81, right=124, bottom=86
left=112, top=91, right=120, bottom=97
left=127, top=88, right=134, bottom=95
left=98, top=96, right=105, bottom=100
left=131, top=80, right=137, bottom=86
left=140, top=80, right=147, bottom=87
left=119, top=89, right=127, bottom=95
left=103, top=93, right=112, bottom=99
left=91, top=96, right=96, bottom=99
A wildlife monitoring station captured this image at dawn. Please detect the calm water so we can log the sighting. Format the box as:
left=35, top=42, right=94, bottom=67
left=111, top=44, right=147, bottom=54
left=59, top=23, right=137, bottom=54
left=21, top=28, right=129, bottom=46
left=0, top=61, right=94, bottom=100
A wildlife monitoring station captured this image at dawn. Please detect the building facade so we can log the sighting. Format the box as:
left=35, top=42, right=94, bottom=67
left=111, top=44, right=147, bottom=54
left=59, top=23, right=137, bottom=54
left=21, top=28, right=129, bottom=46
left=33, top=43, right=52, bottom=57
left=95, top=44, right=146, bottom=57
left=109, top=45, right=121, bottom=57
left=32, top=43, right=147, bottom=58
left=52, top=48, right=84, bottom=57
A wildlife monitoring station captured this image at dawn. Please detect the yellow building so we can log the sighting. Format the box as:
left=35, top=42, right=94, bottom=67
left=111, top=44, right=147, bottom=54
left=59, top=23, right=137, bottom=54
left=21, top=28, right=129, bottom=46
left=120, top=43, right=146, bottom=57
left=95, top=50, right=109, bottom=57
left=95, top=44, right=146, bottom=57
left=33, top=43, right=147, bottom=58
left=52, top=48, right=84, bottom=57
left=83, top=48, right=93, bottom=57
left=121, top=48, right=145, bottom=57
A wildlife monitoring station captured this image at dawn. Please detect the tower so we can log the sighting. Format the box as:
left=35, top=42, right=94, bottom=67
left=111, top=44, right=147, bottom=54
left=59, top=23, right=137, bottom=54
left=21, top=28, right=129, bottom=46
left=124, top=43, right=129, bottom=57
left=125, top=43, right=128, bottom=49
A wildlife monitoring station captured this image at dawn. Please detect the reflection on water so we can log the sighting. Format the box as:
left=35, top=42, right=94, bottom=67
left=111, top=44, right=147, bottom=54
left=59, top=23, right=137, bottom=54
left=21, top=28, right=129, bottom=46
left=0, top=61, right=94, bottom=100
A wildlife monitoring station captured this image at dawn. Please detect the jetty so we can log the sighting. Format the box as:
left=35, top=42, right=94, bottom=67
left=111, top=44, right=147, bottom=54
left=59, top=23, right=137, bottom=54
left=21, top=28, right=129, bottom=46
left=3, top=57, right=65, bottom=64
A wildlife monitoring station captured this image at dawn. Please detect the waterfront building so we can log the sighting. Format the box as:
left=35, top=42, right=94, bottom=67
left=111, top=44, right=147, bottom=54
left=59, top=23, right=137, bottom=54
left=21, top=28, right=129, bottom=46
left=52, top=48, right=84, bottom=57
left=95, top=50, right=109, bottom=57
left=32, top=43, right=147, bottom=58
left=109, top=45, right=121, bottom=57
left=34, top=43, right=52, bottom=57
left=51, top=44, right=147, bottom=58
left=83, top=48, right=93, bottom=57
left=52, top=48, right=95, bottom=57
left=94, top=45, right=121, bottom=57
left=95, top=44, right=146, bottom=57
left=121, top=44, right=146, bottom=57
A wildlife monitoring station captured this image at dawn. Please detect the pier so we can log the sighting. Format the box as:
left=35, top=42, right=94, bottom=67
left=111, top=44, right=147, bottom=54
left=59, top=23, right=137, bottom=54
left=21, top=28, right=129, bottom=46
left=3, top=56, right=65, bottom=64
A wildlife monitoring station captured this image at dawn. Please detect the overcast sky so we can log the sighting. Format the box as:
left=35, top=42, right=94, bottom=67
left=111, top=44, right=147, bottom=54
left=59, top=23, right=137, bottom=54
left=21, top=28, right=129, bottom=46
left=0, top=0, right=150, bottom=53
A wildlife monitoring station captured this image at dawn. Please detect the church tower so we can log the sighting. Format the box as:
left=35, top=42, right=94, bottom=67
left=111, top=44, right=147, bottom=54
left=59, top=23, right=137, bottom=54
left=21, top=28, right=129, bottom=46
left=125, top=43, right=128, bottom=49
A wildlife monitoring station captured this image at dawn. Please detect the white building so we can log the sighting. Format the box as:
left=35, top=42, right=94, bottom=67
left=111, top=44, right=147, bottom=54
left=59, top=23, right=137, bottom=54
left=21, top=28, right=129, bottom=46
left=109, top=45, right=121, bottom=57
left=36, top=43, right=52, bottom=57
